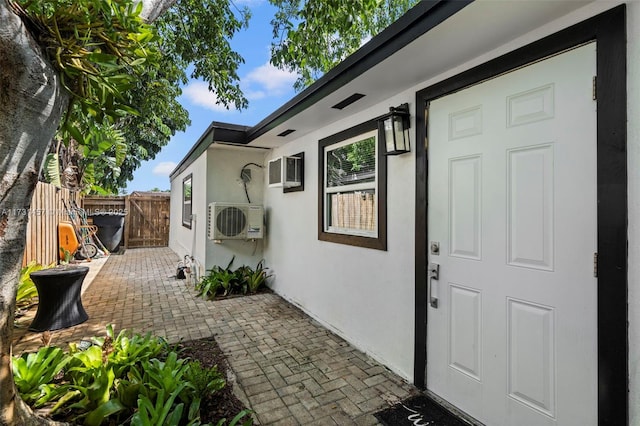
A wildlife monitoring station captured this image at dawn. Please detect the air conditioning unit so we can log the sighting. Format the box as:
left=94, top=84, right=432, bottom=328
left=207, top=203, right=264, bottom=240
left=268, top=156, right=302, bottom=188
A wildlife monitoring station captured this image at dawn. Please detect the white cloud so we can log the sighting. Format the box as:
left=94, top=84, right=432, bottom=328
left=153, top=161, right=177, bottom=176
left=243, top=63, right=297, bottom=100
left=244, top=89, right=266, bottom=101
left=182, top=63, right=297, bottom=110
left=182, top=81, right=235, bottom=112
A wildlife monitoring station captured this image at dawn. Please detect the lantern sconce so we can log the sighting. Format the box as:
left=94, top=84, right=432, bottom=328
left=379, top=103, right=411, bottom=155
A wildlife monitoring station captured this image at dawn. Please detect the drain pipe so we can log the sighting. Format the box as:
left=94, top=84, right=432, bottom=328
left=188, top=213, right=202, bottom=283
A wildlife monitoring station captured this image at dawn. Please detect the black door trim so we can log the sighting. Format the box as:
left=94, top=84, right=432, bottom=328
left=414, top=5, right=627, bottom=425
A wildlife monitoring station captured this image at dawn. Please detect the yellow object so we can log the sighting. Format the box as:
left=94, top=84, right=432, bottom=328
left=58, top=221, right=79, bottom=260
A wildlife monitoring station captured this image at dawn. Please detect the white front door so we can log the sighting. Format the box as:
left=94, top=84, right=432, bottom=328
left=426, top=44, right=597, bottom=426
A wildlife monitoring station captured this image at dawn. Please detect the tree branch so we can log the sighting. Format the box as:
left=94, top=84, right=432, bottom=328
left=138, top=0, right=178, bottom=23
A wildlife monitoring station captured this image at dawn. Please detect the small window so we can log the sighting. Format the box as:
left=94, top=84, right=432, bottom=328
left=182, top=174, right=192, bottom=228
left=318, top=121, right=387, bottom=250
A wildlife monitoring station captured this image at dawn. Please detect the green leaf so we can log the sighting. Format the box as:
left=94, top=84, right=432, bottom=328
left=43, top=153, right=62, bottom=188
left=228, top=409, right=254, bottom=426
left=49, top=388, right=83, bottom=414
left=16, top=261, right=45, bottom=306
left=12, top=347, right=71, bottom=400
left=117, top=381, right=142, bottom=408
left=67, top=124, right=85, bottom=145
left=85, top=398, right=127, bottom=426
left=165, top=402, right=184, bottom=425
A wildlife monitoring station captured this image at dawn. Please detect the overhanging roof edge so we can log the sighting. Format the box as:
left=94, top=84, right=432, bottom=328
left=169, top=122, right=250, bottom=179
left=245, top=0, right=472, bottom=142
left=169, top=0, right=471, bottom=180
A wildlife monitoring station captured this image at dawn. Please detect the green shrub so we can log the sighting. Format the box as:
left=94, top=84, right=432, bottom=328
left=196, top=258, right=271, bottom=300
left=242, top=260, right=270, bottom=294
left=12, top=346, right=71, bottom=403
left=13, top=326, right=252, bottom=425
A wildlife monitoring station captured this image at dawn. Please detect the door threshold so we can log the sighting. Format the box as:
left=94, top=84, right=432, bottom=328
left=424, top=390, right=485, bottom=426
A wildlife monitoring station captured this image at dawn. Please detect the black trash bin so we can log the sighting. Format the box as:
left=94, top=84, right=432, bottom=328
left=91, top=212, right=125, bottom=252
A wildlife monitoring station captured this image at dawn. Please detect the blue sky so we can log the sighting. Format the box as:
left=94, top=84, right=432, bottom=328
left=124, top=0, right=297, bottom=192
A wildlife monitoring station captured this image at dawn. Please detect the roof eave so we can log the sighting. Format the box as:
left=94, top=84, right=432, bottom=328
left=169, top=0, right=472, bottom=177
left=245, top=0, right=472, bottom=143
left=169, top=122, right=250, bottom=179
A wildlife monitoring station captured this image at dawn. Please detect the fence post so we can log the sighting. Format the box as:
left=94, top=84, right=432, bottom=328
left=124, top=196, right=130, bottom=249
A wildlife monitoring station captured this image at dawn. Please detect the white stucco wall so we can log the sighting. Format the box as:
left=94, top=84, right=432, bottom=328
left=205, top=146, right=267, bottom=270
left=169, top=152, right=208, bottom=278
left=262, top=99, right=417, bottom=381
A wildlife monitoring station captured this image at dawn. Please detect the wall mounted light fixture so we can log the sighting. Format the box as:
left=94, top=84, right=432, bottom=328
left=379, top=103, right=411, bottom=155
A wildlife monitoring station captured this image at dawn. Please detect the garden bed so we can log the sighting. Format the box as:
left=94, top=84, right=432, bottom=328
left=13, top=327, right=253, bottom=425
left=176, top=336, right=249, bottom=424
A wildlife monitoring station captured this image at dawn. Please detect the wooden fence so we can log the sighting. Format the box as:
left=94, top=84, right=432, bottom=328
left=124, top=194, right=170, bottom=248
left=83, top=193, right=170, bottom=249
left=22, top=182, right=81, bottom=266
left=329, top=192, right=376, bottom=231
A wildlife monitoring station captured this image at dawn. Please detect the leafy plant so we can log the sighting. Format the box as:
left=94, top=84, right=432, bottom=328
left=242, top=261, right=272, bottom=294
left=218, top=269, right=237, bottom=297
left=16, top=261, right=47, bottom=308
left=12, top=346, right=71, bottom=403
left=43, top=152, right=62, bottom=188
left=34, top=345, right=124, bottom=425
left=183, top=360, right=225, bottom=400
left=196, top=257, right=235, bottom=299
left=196, top=274, right=222, bottom=300
left=195, top=258, right=271, bottom=300
left=215, top=410, right=254, bottom=426
left=56, top=366, right=123, bottom=425
left=14, top=0, right=158, bottom=129
left=131, top=385, right=187, bottom=426
left=60, top=247, right=73, bottom=264
left=14, top=326, right=250, bottom=425
left=85, top=324, right=167, bottom=377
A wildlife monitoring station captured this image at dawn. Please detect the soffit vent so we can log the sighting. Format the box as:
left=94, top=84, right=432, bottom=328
left=277, top=129, right=296, bottom=137
left=331, top=93, right=366, bottom=110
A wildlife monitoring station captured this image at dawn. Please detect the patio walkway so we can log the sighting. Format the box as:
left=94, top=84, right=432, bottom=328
left=12, top=247, right=419, bottom=425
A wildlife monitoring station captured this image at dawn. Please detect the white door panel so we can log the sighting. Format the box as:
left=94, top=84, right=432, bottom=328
left=427, top=44, right=597, bottom=426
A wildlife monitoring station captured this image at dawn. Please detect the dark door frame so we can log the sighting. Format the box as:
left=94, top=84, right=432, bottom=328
left=414, top=5, right=627, bottom=425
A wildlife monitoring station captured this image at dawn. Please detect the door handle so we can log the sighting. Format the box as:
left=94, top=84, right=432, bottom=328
left=428, top=263, right=439, bottom=309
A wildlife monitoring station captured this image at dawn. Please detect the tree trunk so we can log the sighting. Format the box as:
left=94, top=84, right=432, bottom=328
left=0, top=0, right=172, bottom=423
left=0, top=1, right=69, bottom=424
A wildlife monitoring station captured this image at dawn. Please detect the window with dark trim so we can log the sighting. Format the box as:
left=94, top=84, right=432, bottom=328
left=182, top=174, right=192, bottom=228
left=318, top=120, right=387, bottom=250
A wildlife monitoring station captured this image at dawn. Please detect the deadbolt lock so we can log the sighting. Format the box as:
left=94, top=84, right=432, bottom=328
left=430, top=242, right=440, bottom=255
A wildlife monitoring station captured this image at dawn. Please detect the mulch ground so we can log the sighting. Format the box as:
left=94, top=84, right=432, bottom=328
left=177, top=335, right=251, bottom=424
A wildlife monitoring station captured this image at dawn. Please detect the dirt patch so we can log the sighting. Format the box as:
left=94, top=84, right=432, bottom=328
left=177, top=336, right=251, bottom=424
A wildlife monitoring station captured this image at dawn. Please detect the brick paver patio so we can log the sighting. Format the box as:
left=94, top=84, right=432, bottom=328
left=12, top=247, right=419, bottom=425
